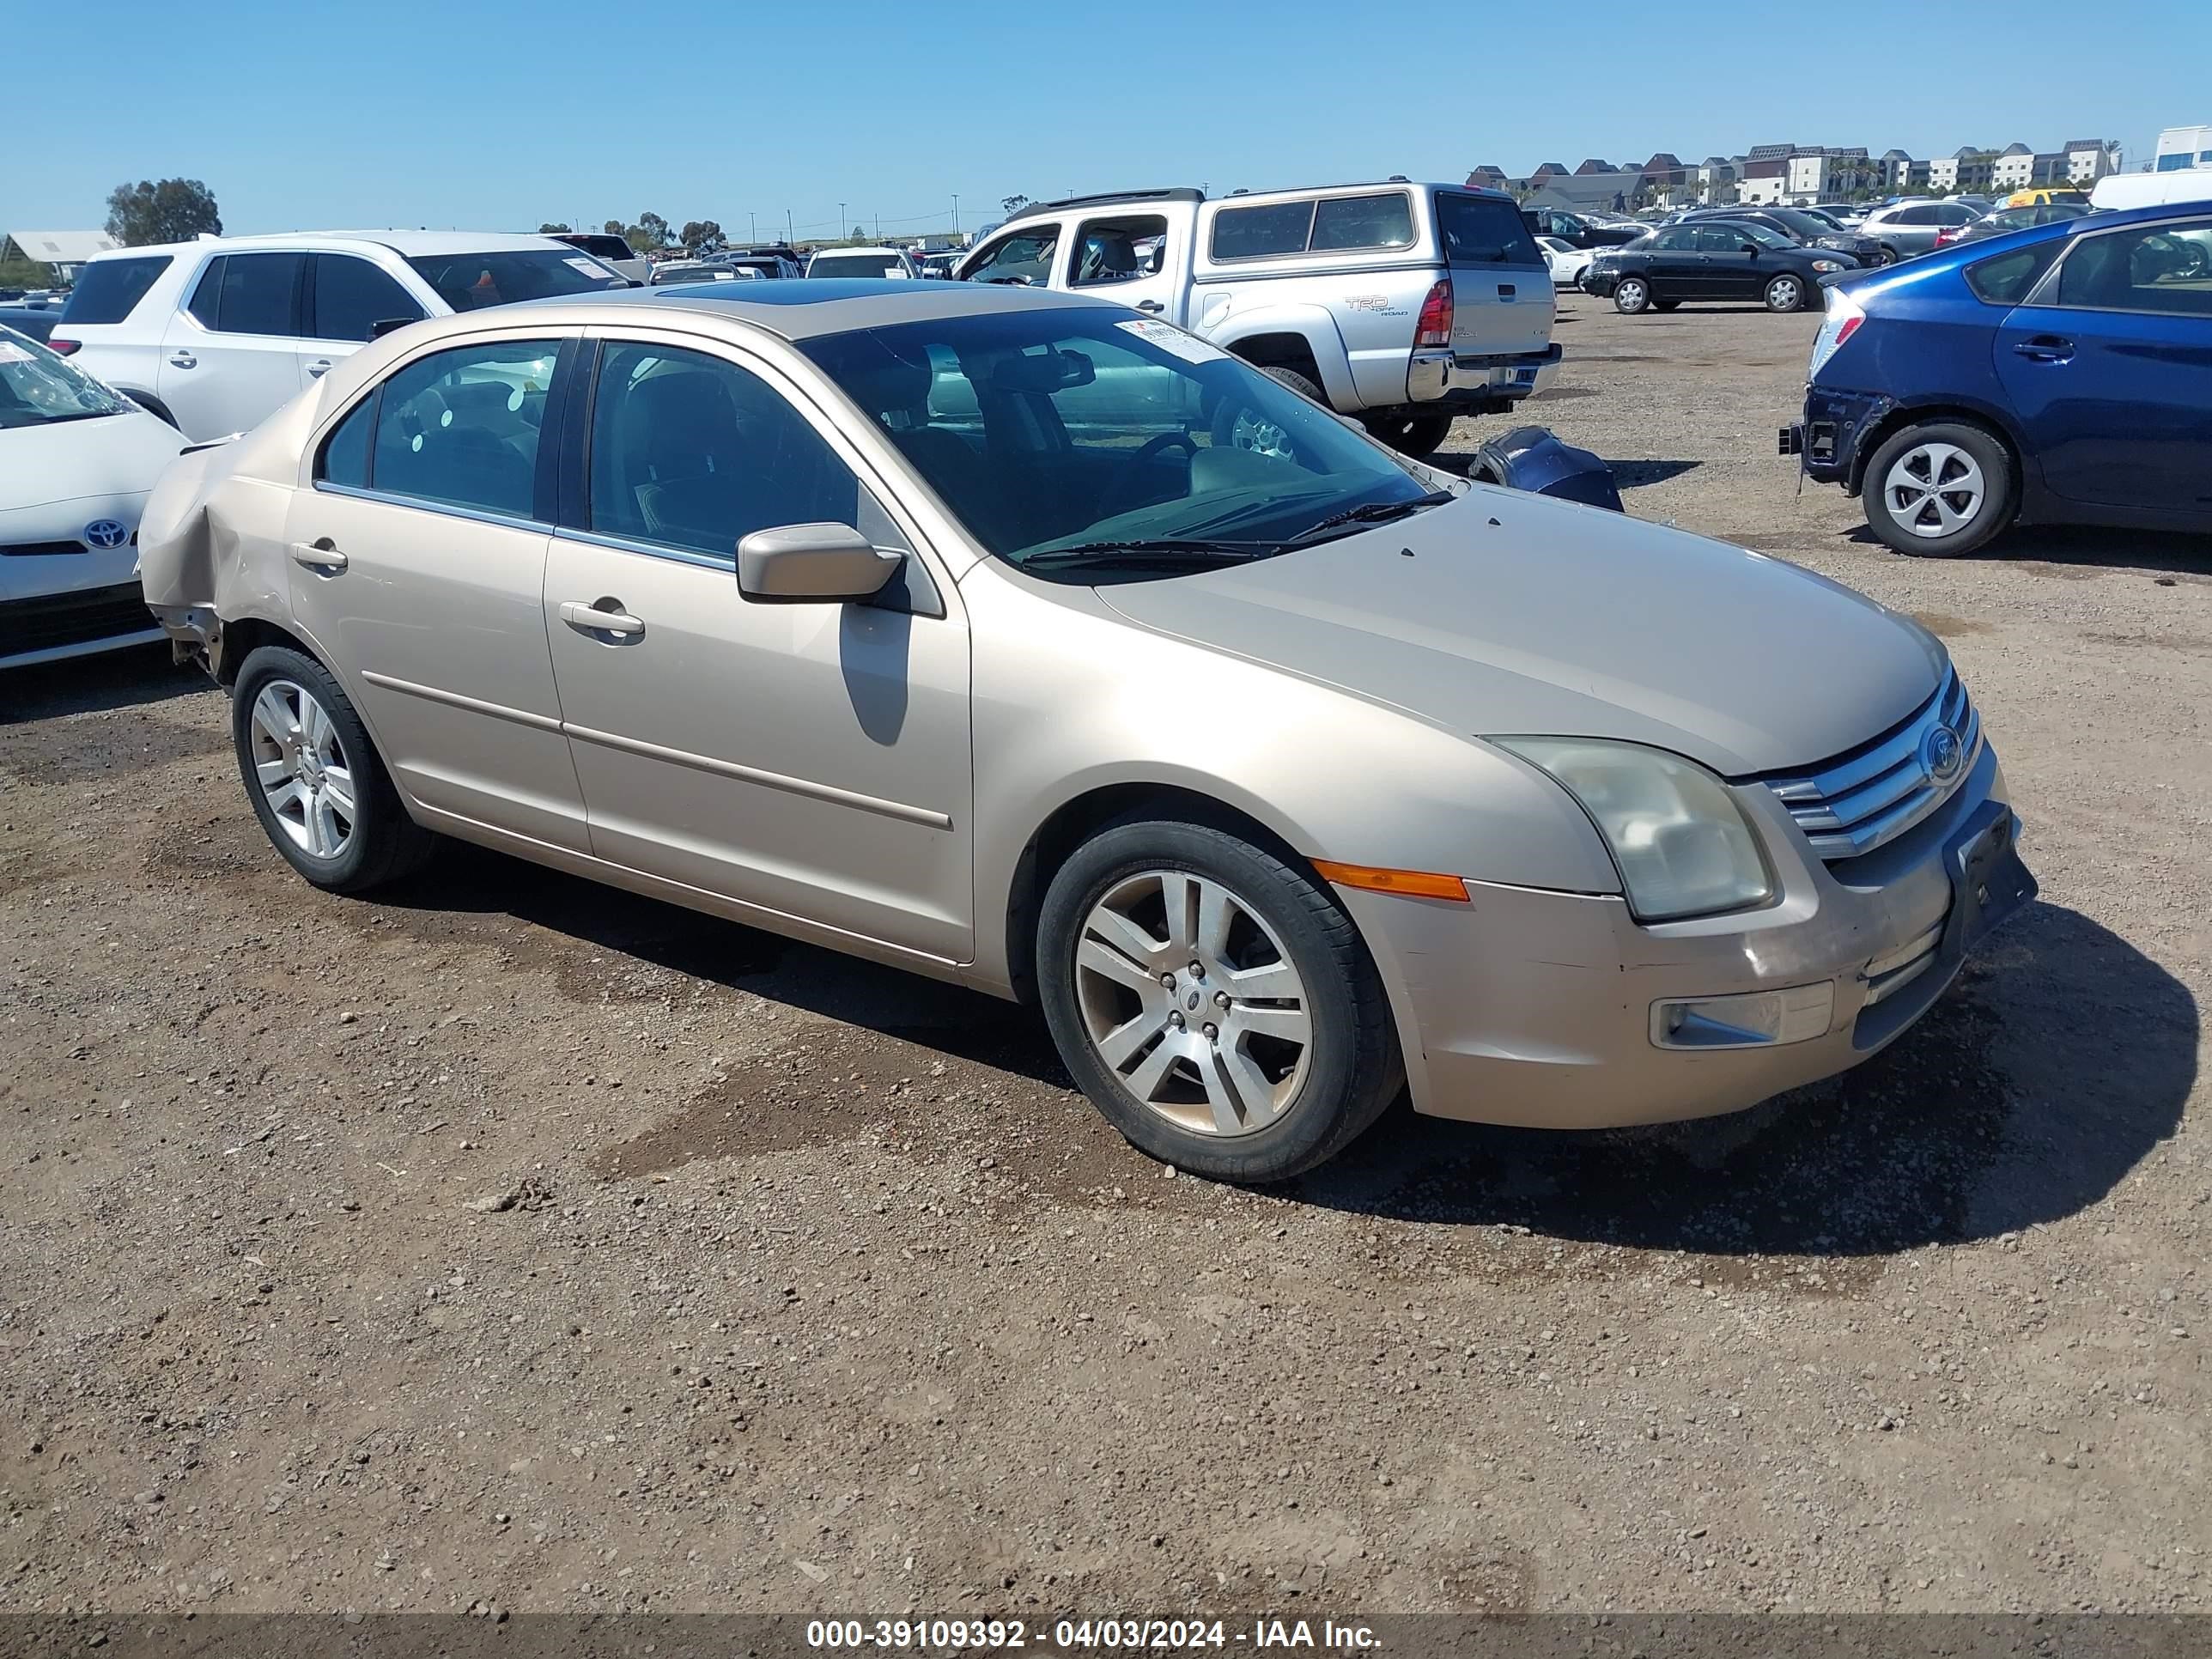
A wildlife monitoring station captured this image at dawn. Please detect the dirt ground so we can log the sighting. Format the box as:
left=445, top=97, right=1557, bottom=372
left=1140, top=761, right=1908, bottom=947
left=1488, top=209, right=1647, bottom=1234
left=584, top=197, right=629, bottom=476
left=2, top=295, right=2206, bottom=1620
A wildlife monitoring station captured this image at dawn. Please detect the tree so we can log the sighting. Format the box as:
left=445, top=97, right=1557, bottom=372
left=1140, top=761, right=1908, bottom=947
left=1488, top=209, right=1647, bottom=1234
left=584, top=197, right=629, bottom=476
left=603, top=219, right=627, bottom=237
left=1000, top=194, right=1031, bottom=217
left=105, top=178, right=222, bottom=246
left=632, top=212, right=672, bottom=252
left=679, top=220, right=725, bottom=254
left=538, top=222, right=573, bottom=234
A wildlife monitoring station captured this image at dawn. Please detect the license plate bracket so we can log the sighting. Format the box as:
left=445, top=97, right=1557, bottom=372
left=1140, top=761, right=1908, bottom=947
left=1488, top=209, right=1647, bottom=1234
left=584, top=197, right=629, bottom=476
left=1941, top=800, right=2038, bottom=959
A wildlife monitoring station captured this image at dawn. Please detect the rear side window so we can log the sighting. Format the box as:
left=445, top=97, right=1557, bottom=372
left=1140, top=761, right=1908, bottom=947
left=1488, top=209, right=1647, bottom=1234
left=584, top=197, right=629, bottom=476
left=1310, top=192, right=1414, bottom=252
left=313, top=254, right=423, bottom=342
left=1965, top=242, right=2062, bottom=305
left=215, top=252, right=305, bottom=337
left=1433, top=193, right=1545, bottom=266
left=1211, top=200, right=1314, bottom=261
left=317, top=395, right=375, bottom=489
left=59, top=256, right=172, bottom=325
left=366, top=338, right=561, bottom=519
left=185, top=258, right=226, bottom=327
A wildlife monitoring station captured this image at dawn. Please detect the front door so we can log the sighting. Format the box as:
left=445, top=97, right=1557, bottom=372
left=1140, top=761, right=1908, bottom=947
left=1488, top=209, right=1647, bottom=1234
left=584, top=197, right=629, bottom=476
left=157, top=252, right=310, bottom=441
left=543, top=335, right=974, bottom=963
left=1994, top=216, right=2212, bottom=514
left=283, top=332, right=588, bottom=851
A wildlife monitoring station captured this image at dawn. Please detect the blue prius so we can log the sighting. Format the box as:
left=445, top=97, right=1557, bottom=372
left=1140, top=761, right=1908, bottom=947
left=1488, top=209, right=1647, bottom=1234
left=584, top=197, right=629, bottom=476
left=1784, top=197, right=2212, bottom=556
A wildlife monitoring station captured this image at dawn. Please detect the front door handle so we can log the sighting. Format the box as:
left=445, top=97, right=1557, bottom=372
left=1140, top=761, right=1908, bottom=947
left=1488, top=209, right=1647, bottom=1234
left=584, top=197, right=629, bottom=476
left=305, top=358, right=334, bottom=378
left=168, top=350, right=198, bottom=369
left=289, top=539, right=348, bottom=573
left=560, top=599, right=645, bottom=638
left=1135, top=299, right=1165, bottom=313
left=2013, top=337, right=2074, bottom=363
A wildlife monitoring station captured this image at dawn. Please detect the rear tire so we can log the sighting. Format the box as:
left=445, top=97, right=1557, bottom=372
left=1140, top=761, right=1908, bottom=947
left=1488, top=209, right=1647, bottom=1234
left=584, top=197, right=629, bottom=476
left=1861, top=420, right=2015, bottom=558
left=1765, top=273, right=1808, bottom=313
left=1875, top=246, right=1900, bottom=267
left=1613, top=276, right=1653, bottom=314
left=1210, top=366, right=1326, bottom=460
left=231, top=645, right=436, bottom=893
left=1361, top=411, right=1455, bottom=458
left=1036, top=818, right=1403, bottom=1183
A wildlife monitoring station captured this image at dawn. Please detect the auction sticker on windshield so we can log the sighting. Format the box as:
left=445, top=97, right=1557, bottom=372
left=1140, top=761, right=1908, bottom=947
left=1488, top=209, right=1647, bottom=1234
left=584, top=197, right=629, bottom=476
left=0, top=341, right=33, bottom=365
left=1116, top=319, right=1230, bottom=364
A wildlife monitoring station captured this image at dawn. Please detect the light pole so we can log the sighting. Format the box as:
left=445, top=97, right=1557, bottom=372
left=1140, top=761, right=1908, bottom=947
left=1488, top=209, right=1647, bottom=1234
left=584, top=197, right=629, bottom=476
left=748, top=211, right=757, bottom=246
left=839, top=203, right=847, bottom=240
left=951, top=193, right=959, bottom=234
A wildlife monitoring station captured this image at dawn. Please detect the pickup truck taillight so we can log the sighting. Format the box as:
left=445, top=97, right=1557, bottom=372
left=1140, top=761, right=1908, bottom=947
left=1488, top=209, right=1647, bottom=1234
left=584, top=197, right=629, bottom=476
left=1415, top=279, right=1454, bottom=349
left=46, top=336, right=82, bottom=356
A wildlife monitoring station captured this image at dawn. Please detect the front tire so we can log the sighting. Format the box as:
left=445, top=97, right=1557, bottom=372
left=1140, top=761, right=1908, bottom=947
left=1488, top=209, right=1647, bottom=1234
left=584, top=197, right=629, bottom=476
left=1861, top=420, right=2016, bottom=558
left=1875, top=246, right=1899, bottom=268
left=1036, top=818, right=1402, bottom=1183
left=231, top=645, right=435, bottom=892
left=1613, top=276, right=1653, bottom=314
left=1765, top=273, right=1807, bottom=313
left=1361, top=411, right=1455, bottom=458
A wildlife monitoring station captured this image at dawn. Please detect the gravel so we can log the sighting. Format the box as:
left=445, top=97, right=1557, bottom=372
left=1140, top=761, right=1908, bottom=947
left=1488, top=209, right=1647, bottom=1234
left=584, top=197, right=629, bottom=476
left=0, top=295, right=2204, bottom=1616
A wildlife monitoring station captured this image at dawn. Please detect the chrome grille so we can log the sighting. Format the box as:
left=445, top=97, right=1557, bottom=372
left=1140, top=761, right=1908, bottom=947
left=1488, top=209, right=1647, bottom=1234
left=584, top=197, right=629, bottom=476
left=1765, top=669, right=1979, bottom=860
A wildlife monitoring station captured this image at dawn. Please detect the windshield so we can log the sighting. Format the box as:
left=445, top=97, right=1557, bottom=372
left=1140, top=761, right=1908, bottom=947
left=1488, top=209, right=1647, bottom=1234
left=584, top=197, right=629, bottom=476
left=403, top=249, right=626, bottom=310
left=810, top=253, right=908, bottom=279
left=798, top=307, right=1431, bottom=574
left=1718, top=221, right=1795, bottom=249
left=0, top=327, right=132, bottom=428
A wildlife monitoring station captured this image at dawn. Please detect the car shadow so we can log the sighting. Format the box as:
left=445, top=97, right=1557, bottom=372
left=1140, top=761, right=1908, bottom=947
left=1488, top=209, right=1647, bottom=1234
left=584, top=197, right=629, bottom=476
left=1285, top=901, right=2194, bottom=1256
left=0, top=643, right=207, bottom=726
left=1841, top=521, right=2212, bottom=578
left=1605, top=459, right=1702, bottom=489
left=376, top=845, right=2189, bottom=1255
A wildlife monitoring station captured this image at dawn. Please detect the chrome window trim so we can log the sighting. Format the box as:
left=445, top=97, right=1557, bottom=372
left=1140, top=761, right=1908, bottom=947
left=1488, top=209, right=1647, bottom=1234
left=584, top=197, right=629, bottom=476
left=312, top=480, right=548, bottom=536
left=551, top=524, right=735, bottom=573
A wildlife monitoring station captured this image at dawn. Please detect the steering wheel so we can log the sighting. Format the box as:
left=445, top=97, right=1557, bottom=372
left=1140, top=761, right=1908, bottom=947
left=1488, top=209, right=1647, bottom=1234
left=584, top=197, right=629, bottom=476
left=1096, top=431, right=1197, bottom=520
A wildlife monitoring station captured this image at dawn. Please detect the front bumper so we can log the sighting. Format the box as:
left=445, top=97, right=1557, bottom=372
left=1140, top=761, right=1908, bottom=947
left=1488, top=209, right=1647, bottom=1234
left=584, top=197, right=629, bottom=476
left=1778, top=384, right=1893, bottom=490
left=1341, top=738, right=2033, bottom=1129
left=1407, top=343, right=1563, bottom=410
left=0, top=581, right=165, bottom=670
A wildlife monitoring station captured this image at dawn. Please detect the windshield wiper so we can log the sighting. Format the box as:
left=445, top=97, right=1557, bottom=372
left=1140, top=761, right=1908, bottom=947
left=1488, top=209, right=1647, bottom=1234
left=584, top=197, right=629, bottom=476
left=1279, top=490, right=1455, bottom=549
left=1020, top=538, right=1274, bottom=571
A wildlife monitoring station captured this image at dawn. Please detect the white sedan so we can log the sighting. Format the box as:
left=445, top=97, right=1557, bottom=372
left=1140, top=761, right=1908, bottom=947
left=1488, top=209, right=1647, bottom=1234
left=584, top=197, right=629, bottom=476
left=1537, top=235, right=1601, bottom=290
left=1, top=325, right=185, bottom=670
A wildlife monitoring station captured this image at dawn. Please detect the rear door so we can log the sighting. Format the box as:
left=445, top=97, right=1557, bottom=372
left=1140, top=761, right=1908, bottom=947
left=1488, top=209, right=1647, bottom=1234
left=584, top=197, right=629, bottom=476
left=1994, top=215, right=2212, bottom=515
left=156, top=252, right=312, bottom=440
left=1695, top=226, right=1762, bottom=298
left=1431, top=191, right=1553, bottom=356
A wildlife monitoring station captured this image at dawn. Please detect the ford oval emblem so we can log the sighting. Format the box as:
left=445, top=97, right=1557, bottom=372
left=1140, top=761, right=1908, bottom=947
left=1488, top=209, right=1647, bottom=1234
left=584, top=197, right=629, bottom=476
left=82, top=519, right=131, bottom=550
left=1920, top=724, right=1966, bottom=786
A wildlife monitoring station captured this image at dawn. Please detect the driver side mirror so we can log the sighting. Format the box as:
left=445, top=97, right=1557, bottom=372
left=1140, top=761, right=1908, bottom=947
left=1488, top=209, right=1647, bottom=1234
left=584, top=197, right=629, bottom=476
left=369, top=316, right=416, bottom=339
left=1741, top=243, right=1760, bottom=255
left=736, top=523, right=903, bottom=604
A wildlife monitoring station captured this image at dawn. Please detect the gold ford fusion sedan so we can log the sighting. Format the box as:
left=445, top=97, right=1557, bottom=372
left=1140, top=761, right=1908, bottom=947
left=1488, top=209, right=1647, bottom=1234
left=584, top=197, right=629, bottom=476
left=137, top=279, right=2035, bottom=1182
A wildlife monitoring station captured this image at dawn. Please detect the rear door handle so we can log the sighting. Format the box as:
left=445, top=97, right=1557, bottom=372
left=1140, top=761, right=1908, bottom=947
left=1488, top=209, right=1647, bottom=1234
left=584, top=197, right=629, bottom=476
left=305, top=358, right=334, bottom=378
left=560, top=599, right=645, bottom=638
left=2013, top=337, right=2074, bottom=363
left=289, top=539, right=347, bottom=573
left=168, top=350, right=197, bottom=369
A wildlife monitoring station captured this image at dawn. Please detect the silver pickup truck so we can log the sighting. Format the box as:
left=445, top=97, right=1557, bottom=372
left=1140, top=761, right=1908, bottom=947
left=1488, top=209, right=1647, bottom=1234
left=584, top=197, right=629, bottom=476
left=954, top=182, right=1561, bottom=456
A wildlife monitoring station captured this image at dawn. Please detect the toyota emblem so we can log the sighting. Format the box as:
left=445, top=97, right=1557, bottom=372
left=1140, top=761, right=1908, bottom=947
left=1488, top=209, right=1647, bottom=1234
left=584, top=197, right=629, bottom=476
left=82, top=519, right=131, bottom=550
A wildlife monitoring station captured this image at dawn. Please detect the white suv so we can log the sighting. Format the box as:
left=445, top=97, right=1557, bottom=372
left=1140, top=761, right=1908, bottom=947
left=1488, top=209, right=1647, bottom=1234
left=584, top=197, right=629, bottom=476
left=50, top=231, right=629, bottom=441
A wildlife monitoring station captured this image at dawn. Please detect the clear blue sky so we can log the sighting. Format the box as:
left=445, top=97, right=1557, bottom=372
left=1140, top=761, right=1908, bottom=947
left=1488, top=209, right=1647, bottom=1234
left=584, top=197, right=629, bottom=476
left=10, top=0, right=2203, bottom=240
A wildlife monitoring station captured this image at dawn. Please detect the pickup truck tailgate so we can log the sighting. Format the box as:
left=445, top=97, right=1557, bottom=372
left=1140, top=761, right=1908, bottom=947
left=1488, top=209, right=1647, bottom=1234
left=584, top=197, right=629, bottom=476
left=1432, top=189, right=1557, bottom=360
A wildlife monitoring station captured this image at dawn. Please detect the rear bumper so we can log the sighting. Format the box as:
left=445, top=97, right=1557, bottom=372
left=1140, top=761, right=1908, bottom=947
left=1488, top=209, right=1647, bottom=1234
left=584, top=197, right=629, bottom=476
left=1779, top=384, right=1893, bottom=491
left=1407, top=343, right=1562, bottom=409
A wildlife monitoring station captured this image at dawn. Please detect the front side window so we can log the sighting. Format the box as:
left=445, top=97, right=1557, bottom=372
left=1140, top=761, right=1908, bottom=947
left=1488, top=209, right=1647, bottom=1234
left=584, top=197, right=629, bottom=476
left=963, top=228, right=1060, bottom=287
left=588, top=343, right=860, bottom=557
left=2051, top=221, right=2212, bottom=315
left=216, top=252, right=305, bottom=337
left=799, top=306, right=1430, bottom=575
left=313, top=255, right=423, bottom=342
left=403, top=251, right=623, bottom=313
left=364, top=339, right=561, bottom=517
left=1071, top=216, right=1168, bottom=286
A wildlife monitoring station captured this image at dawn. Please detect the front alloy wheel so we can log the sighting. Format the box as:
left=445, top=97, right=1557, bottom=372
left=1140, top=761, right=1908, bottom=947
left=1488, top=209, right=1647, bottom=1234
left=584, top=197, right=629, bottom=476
left=1073, top=868, right=1312, bottom=1139
left=1765, top=275, right=1804, bottom=312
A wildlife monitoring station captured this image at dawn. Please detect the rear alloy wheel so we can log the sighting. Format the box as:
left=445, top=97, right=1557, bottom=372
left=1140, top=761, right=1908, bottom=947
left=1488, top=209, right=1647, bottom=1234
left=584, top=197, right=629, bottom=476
left=1210, top=366, right=1323, bottom=461
left=1361, top=411, right=1455, bottom=458
left=1765, top=274, right=1806, bottom=313
left=1862, top=420, right=2015, bottom=558
left=232, top=644, right=436, bottom=892
left=1036, top=819, right=1402, bottom=1182
left=1613, top=276, right=1652, bottom=314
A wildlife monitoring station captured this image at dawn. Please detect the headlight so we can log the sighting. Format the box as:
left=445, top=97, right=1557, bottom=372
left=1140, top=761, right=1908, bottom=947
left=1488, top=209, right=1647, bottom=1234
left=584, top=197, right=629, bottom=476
left=1811, top=258, right=1844, bottom=272
left=1492, top=738, right=1775, bottom=922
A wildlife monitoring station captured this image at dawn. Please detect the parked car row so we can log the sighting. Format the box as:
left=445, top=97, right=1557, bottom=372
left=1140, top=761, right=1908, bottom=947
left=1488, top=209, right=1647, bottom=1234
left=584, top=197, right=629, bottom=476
left=1584, top=219, right=1858, bottom=313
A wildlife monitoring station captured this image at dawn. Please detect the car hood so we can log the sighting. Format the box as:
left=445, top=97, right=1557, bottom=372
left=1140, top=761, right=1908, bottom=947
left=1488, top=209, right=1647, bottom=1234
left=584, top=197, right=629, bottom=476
left=0, top=408, right=184, bottom=518
left=1093, top=489, right=1946, bottom=777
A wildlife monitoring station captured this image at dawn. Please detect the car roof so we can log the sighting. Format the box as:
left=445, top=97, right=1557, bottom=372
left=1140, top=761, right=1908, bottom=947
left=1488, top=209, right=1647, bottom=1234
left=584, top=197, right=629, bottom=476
left=810, top=246, right=908, bottom=258
left=507, top=278, right=1105, bottom=341
left=84, top=229, right=569, bottom=261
